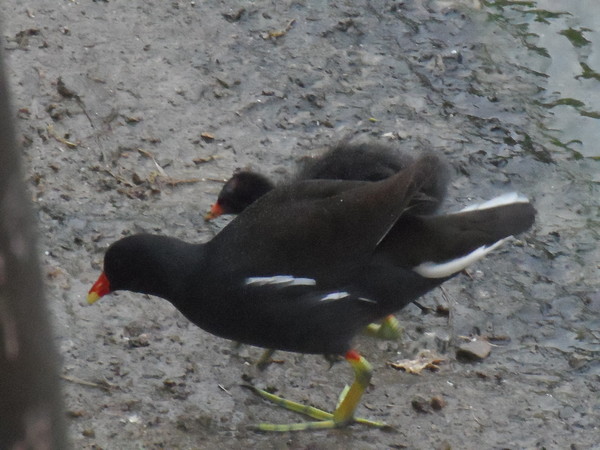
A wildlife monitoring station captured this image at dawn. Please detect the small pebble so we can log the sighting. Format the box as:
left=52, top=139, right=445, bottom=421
left=456, top=340, right=492, bottom=360
left=430, top=395, right=446, bottom=411
left=411, top=395, right=430, bottom=413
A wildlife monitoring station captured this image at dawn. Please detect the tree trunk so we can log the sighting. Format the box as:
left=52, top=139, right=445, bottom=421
left=0, top=44, right=68, bottom=449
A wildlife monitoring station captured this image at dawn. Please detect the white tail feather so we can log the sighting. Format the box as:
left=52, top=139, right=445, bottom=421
left=413, top=238, right=509, bottom=278
left=459, top=192, right=529, bottom=213
left=245, top=275, right=316, bottom=287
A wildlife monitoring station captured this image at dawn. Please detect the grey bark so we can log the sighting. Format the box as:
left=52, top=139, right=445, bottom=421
left=0, top=43, right=67, bottom=449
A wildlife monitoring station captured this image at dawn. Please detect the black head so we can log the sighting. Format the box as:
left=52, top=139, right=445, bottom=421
left=102, top=234, right=197, bottom=300
left=216, top=170, right=275, bottom=214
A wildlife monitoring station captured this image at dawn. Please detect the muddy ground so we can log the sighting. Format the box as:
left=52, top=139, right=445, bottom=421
left=3, top=0, right=599, bottom=448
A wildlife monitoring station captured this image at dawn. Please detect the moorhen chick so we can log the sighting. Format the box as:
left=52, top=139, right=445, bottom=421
left=205, top=142, right=448, bottom=220
left=88, top=154, right=535, bottom=431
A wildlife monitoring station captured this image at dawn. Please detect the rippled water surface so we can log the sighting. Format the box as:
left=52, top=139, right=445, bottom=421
left=487, top=0, right=600, bottom=159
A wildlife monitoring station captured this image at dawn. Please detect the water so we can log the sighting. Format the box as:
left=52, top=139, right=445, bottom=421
left=487, top=0, right=600, bottom=159
left=482, top=0, right=600, bottom=423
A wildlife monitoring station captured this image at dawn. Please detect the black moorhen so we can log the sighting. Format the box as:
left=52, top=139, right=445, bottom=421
left=208, top=143, right=448, bottom=367
left=88, top=154, right=535, bottom=431
left=210, top=144, right=448, bottom=365
left=205, top=142, right=448, bottom=219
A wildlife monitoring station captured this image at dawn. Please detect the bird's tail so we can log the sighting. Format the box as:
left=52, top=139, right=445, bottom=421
left=374, top=192, right=536, bottom=276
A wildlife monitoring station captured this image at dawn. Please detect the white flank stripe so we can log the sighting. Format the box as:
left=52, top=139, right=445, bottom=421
left=245, top=275, right=316, bottom=287
left=459, top=192, right=529, bottom=213
left=413, top=238, right=509, bottom=278
left=320, top=292, right=350, bottom=302
left=358, top=297, right=377, bottom=304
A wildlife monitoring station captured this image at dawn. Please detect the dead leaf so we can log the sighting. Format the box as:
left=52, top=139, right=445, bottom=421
left=388, top=350, right=445, bottom=374
left=46, top=124, right=79, bottom=149
left=124, top=115, right=142, bottom=124
left=200, top=132, right=215, bottom=142
left=192, top=155, right=220, bottom=165
left=261, top=19, right=296, bottom=39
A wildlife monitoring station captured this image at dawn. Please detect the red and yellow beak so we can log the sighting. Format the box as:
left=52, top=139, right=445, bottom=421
left=87, top=272, right=111, bottom=304
left=204, top=202, right=224, bottom=221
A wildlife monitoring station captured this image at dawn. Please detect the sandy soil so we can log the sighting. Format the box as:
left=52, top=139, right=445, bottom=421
left=3, top=0, right=599, bottom=448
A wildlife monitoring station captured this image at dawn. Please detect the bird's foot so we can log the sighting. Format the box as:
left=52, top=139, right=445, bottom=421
left=244, top=385, right=392, bottom=432
left=244, top=350, right=394, bottom=432
left=363, top=315, right=403, bottom=341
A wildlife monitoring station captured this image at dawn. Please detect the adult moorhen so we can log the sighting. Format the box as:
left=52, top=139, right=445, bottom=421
left=208, top=142, right=448, bottom=366
left=205, top=142, right=448, bottom=219
left=210, top=143, right=449, bottom=365
left=88, top=154, right=535, bottom=431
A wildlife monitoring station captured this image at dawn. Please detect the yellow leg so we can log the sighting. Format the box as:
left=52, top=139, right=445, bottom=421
left=332, top=351, right=372, bottom=425
left=363, top=315, right=403, bottom=340
left=251, top=315, right=401, bottom=371
left=246, top=350, right=392, bottom=432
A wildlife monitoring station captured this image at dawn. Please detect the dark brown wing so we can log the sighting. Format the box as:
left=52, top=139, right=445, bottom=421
left=207, top=154, right=445, bottom=280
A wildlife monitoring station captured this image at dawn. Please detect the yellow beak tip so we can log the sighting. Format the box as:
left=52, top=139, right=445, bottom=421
left=87, top=292, right=100, bottom=305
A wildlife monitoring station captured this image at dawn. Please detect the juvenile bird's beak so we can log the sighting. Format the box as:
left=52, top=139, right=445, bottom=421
left=204, top=202, right=224, bottom=221
left=88, top=272, right=111, bottom=304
